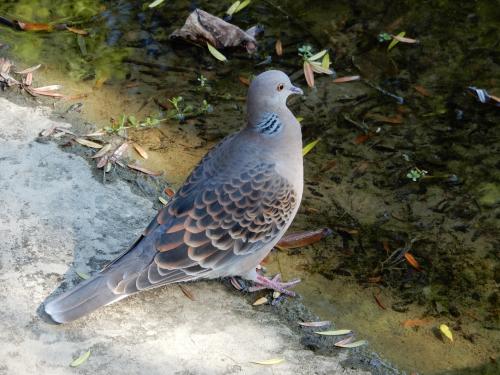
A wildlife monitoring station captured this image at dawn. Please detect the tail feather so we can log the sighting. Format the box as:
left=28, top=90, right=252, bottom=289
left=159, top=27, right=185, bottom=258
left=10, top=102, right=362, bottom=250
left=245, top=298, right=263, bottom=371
left=44, top=275, right=127, bottom=323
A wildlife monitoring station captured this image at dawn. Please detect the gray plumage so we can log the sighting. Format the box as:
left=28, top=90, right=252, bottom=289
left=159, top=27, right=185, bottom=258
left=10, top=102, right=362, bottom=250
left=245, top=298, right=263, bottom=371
left=44, top=70, right=304, bottom=323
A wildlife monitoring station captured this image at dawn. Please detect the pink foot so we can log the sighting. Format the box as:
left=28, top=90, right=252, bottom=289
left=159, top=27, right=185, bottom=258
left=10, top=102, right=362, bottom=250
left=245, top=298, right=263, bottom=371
left=248, top=273, right=301, bottom=296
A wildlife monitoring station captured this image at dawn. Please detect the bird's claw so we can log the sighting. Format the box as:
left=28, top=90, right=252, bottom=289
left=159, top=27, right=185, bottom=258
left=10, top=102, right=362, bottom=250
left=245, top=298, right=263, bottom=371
left=248, top=273, right=301, bottom=297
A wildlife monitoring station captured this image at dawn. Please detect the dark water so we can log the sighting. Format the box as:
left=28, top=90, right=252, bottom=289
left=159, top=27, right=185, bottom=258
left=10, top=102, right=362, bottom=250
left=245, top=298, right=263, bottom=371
left=0, top=1, right=499, bottom=373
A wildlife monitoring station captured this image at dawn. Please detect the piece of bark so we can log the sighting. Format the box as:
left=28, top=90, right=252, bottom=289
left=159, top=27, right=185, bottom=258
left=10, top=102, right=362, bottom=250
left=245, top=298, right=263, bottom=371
left=170, top=8, right=258, bottom=53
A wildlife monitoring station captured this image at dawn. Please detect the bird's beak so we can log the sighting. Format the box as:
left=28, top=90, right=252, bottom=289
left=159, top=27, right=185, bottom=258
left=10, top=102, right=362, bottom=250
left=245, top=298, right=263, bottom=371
left=289, top=85, right=304, bottom=95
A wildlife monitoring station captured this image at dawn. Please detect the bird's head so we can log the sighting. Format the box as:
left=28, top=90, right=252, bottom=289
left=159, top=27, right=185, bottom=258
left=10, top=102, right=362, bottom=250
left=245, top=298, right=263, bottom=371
left=247, top=70, right=303, bottom=126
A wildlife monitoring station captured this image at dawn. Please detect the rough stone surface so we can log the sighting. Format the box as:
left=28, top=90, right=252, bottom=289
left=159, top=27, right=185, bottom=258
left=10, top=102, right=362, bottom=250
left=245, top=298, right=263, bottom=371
left=0, top=98, right=368, bottom=375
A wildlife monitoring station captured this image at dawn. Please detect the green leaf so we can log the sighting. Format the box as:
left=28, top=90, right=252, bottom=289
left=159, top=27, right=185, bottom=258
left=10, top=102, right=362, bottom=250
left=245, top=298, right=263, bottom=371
left=314, top=329, right=352, bottom=336
left=207, top=43, right=227, bottom=62
left=148, top=0, right=165, bottom=8
left=388, top=31, right=405, bottom=51
left=235, top=0, right=252, bottom=12
left=321, top=52, right=330, bottom=69
left=308, top=49, right=327, bottom=62
left=302, top=139, right=320, bottom=156
left=226, top=1, right=241, bottom=16
left=76, top=271, right=90, bottom=280
left=70, top=350, right=91, bottom=367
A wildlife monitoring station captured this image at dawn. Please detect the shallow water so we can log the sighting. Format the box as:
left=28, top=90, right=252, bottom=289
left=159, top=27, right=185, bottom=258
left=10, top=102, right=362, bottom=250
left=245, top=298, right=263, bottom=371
left=1, top=1, right=499, bottom=374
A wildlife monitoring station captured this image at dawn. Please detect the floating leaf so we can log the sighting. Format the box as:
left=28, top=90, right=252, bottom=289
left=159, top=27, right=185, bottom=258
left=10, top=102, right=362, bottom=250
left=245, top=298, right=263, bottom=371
left=440, top=324, right=453, bottom=342
left=207, top=42, right=227, bottom=62
left=333, top=76, right=360, bottom=83
left=404, top=252, right=422, bottom=271
left=235, top=0, right=251, bottom=13
left=392, top=34, right=418, bottom=44
left=298, top=321, right=331, bottom=328
left=309, top=61, right=333, bottom=75
left=148, top=0, right=165, bottom=8
left=66, top=26, right=88, bottom=35
left=302, top=139, right=320, bottom=156
left=70, top=350, right=91, bottom=367
left=388, top=31, right=405, bottom=51
left=335, top=339, right=368, bottom=348
left=91, top=143, right=112, bottom=158
left=76, top=271, right=90, bottom=280
left=275, top=39, right=283, bottom=56
left=251, top=358, right=285, bottom=365
left=303, top=61, right=314, bottom=88
left=32, top=84, right=61, bottom=91
left=315, top=329, right=352, bottom=336
left=226, top=1, right=241, bottom=16
left=178, top=284, right=195, bottom=300
left=164, top=188, right=175, bottom=197
left=127, top=163, right=162, bottom=176
left=159, top=196, right=168, bottom=205
left=308, top=49, right=327, bottom=61
left=321, top=53, right=330, bottom=69
left=252, top=297, right=268, bottom=306
left=133, top=143, right=149, bottom=159
left=15, top=64, right=41, bottom=74
left=276, top=228, right=332, bottom=250
left=75, top=138, right=103, bottom=149
left=15, top=21, right=53, bottom=32
left=239, top=76, right=250, bottom=86
left=403, top=318, right=432, bottom=328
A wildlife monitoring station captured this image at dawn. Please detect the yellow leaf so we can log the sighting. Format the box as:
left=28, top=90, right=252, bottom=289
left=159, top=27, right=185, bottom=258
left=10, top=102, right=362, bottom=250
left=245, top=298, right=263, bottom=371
left=440, top=324, right=453, bottom=342
left=207, top=43, right=227, bottom=62
left=302, top=139, right=320, bottom=156
left=70, top=350, right=91, bottom=367
left=388, top=31, right=405, bottom=51
left=314, top=329, right=352, bottom=336
left=296, top=116, right=303, bottom=123
left=252, top=297, right=268, bottom=306
left=308, top=49, right=327, bottom=61
left=148, top=0, right=165, bottom=8
left=226, top=1, right=241, bottom=16
left=75, top=138, right=103, bottom=149
left=235, top=0, right=251, bottom=12
left=251, top=358, right=285, bottom=365
left=321, top=53, right=330, bottom=69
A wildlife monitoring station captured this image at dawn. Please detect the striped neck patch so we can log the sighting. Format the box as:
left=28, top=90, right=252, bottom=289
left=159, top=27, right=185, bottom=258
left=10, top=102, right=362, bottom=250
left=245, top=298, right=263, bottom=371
left=256, top=112, right=282, bottom=135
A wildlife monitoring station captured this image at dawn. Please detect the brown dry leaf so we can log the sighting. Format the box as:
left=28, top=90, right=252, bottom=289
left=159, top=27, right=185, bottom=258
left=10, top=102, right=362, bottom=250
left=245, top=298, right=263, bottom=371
left=276, top=228, right=332, bottom=250
left=28, top=89, right=64, bottom=98
left=84, top=130, right=106, bottom=137
left=333, top=75, right=360, bottom=83
left=66, top=26, right=88, bottom=35
left=275, top=39, right=283, bottom=56
left=320, top=160, right=337, bottom=173
left=354, top=133, right=372, bottom=144
left=239, top=76, right=250, bottom=86
left=96, top=155, right=108, bottom=169
left=303, top=61, right=315, bottom=88
left=133, top=143, right=149, bottom=159
left=170, top=9, right=258, bottom=53
left=127, top=163, right=162, bottom=176
left=298, top=321, right=331, bottom=328
left=404, top=252, right=422, bottom=271
left=91, top=143, right=112, bottom=158
left=252, top=297, right=268, bottom=306
left=75, top=138, right=103, bottom=149
left=403, top=318, right=432, bottom=328
left=164, top=187, right=175, bottom=197
left=24, top=72, right=33, bottom=86
left=111, top=142, right=129, bottom=159
left=15, top=64, right=41, bottom=74
left=64, top=93, right=89, bottom=101
left=15, top=21, right=53, bottom=31
left=178, top=284, right=195, bottom=301
left=414, top=85, right=431, bottom=97
left=392, top=34, right=419, bottom=43
left=365, top=113, right=403, bottom=124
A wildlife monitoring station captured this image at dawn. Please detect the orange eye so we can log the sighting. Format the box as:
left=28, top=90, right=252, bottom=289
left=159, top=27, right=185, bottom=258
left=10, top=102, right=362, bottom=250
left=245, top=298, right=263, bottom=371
left=277, top=83, right=284, bottom=91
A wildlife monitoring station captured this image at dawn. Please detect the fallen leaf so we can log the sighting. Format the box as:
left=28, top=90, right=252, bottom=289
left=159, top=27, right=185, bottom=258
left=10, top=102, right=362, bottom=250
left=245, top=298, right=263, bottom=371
left=235, top=0, right=251, bottom=13
left=70, top=350, right=91, bottom=367
left=354, top=133, right=372, bottom=145
left=414, top=85, right=431, bottom=97
left=403, top=318, right=432, bottom=328
left=309, top=61, right=334, bottom=75
left=133, top=143, right=149, bottom=159
left=158, top=196, right=168, bottom=205
left=365, top=113, right=403, bottom=124
left=296, top=116, right=303, bottom=123
left=127, top=163, right=162, bottom=176
left=251, top=358, right=285, bottom=365
left=24, top=72, right=33, bottom=86
left=178, top=284, right=195, bottom=300
left=404, top=252, right=421, bottom=271
left=66, top=26, right=88, bottom=35
left=335, top=339, right=368, bottom=348
left=252, top=297, right=268, bottom=306
left=75, top=138, right=103, bottom=149
left=315, top=329, right=352, bottom=336
left=84, top=131, right=106, bottom=137
left=276, top=228, right=333, bottom=250
left=164, top=188, right=175, bottom=197
left=298, top=321, right=331, bottom=328
left=91, top=143, right=112, bottom=158
left=272, top=291, right=280, bottom=299
left=388, top=31, right=405, bottom=51
left=15, top=64, right=41, bottom=74
left=226, top=1, right=241, bottom=16
left=31, top=84, right=62, bottom=91
left=302, top=138, right=320, bottom=156
left=440, top=324, right=453, bottom=342
left=321, top=52, right=330, bottom=69
left=207, top=42, right=227, bottom=62
left=148, top=0, right=166, bottom=8
left=333, top=75, right=360, bottom=83
left=76, top=271, right=90, bottom=280
left=239, top=76, right=250, bottom=86
left=303, top=61, right=315, bottom=88
left=392, top=34, right=418, bottom=44
left=275, top=39, right=283, bottom=56
left=15, top=21, right=53, bottom=32
left=308, top=49, right=328, bottom=61
left=96, top=156, right=108, bottom=169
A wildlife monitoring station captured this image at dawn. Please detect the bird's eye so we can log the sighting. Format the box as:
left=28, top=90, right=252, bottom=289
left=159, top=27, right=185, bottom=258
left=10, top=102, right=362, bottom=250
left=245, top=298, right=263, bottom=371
left=277, top=83, right=284, bottom=92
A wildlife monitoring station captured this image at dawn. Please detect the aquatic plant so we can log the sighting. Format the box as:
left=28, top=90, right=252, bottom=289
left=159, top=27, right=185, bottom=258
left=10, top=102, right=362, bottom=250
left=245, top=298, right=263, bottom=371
left=406, top=167, right=428, bottom=181
left=298, top=45, right=333, bottom=87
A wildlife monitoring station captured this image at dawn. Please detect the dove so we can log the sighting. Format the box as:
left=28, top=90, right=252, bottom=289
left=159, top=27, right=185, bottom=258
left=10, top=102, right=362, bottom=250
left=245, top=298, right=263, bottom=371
left=44, top=70, right=304, bottom=323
